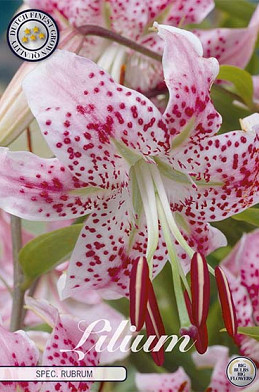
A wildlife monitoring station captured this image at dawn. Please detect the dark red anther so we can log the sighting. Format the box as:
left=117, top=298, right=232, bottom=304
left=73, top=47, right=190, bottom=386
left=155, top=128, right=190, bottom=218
left=195, top=322, right=208, bottom=354
left=129, top=257, right=150, bottom=331
left=145, top=283, right=166, bottom=366
left=191, top=252, right=210, bottom=328
left=215, top=266, right=238, bottom=338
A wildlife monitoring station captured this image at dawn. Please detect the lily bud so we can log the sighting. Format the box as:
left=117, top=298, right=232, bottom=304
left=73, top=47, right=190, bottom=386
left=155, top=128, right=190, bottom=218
left=145, top=283, right=166, bottom=366
left=190, top=252, right=210, bottom=328
left=0, top=26, right=85, bottom=146
left=215, top=266, right=238, bottom=338
left=129, top=256, right=150, bottom=331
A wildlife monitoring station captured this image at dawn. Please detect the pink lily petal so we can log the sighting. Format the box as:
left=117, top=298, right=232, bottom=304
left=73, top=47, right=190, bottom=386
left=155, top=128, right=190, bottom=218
left=26, top=297, right=99, bottom=392
left=221, top=231, right=259, bottom=363
left=165, top=0, right=214, bottom=27
left=135, top=368, right=191, bottom=392
left=108, top=0, right=150, bottom=40
left=26, top=0, right=103, bottom=28
left=31, top=272, right=131, bottom=365
left=223, top=230, right=259, bottom=323
left=193, top=345, right=235, bottom=392
left=23, top=50, right=170, bottom=188
left=194, top=5, right=259, bottom=68
left=62, top=186, right=168, bottom=299
left=155, top=24, right=222, bottom=141
left=0, top=325, right=39, bottom=392
left=167, top=199, right=227, bottom=271
left=0, top=148, right=101, bottom=220
left=170, top=115, right=259, bottom=223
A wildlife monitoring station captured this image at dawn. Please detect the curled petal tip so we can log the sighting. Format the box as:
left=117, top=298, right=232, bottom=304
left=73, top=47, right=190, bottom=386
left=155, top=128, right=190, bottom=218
left=215, top=266, right=238, bottom=338
left=129, top=256, right=150, bottom=331
left=191, top=252, right=210, bottom=328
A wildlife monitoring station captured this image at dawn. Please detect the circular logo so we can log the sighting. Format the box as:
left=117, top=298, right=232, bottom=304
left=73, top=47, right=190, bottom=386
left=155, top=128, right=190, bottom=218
left=226, top=357, right=257, bottom=387
left=7, top=9, right=59, bottom=61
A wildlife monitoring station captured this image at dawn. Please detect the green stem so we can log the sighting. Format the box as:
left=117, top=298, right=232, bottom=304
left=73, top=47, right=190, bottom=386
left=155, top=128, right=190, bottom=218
left=78, top=24, right=162, bottom=62
left=10, top=216, right=25, bottom=332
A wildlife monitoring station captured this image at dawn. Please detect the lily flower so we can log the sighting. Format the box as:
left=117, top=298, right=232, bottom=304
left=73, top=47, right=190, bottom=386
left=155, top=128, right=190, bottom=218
left=0, top=25, right=258, bottom=349
left=24, top=0, right=214, bottom=88
left=221, top=230, right=259, bottom=364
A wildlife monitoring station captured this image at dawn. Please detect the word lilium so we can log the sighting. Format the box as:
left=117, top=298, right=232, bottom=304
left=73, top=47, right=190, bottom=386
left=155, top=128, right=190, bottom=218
left=0, top=24, right=258, bottom=360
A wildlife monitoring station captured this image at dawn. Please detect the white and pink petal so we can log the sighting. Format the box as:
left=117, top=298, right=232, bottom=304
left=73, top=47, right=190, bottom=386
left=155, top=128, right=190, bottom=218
left=23, top=51, right=171, bottom=190
left=0, top=325, right=39, bottom=392
left=194, top=5, right=259, bottom=68
left=170, top=116, right=259, bottom=222
left=0, top=148, right=102, bottom=221
left=135, top=368, right=191, bottom=392
left=164, top=0, right=214, bottom=27
left=156, top=24, right=222, bottom=141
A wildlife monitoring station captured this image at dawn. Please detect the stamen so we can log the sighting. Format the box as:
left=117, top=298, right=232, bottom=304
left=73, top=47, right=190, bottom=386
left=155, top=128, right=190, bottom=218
left=149, top=164, right=194, bottom=258
left=119, top=64, right=126, bottom=85
left=129, top=257, right=150, bottom=332
left=215, top=266, right=238, bottom=338
left=195, top=322, right=208, bottom=354
left=191, top=253, right=210, bottom=328
left=134, top=161, right=159, bottom=267
left=145, top=283, right=165, bottom=366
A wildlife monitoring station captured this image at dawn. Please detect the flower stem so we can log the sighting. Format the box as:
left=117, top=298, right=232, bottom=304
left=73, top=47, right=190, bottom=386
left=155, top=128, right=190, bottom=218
left=10, top=215, right=25, bottom=332
left=78, top=24, right=162, bottom=62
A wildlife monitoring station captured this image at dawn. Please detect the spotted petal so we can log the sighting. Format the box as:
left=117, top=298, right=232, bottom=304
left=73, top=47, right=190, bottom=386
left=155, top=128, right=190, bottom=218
left=170, top=115, right=259, bottom=223
left=155, top=23, right=222, bottom=141
left=26, top=297, right=99, bottom=392
left=135, top=368, right=191, bottom=392
left=26, top=0, right=104, bottom=28
left=108, top=0, right=150, bottom=40
left=0, top=148, right=102, bottom=221
left=221, top=230, right=259, bottom=363
left=164, top=0, right=214, bottom=27
left=194, top=5, right=259, bottom=68
left=23, top=50, right=170, bottom=189
left=192, top=346, right=234, bottom=392
left=62, top=186, right=168, bottom=299
left=0, top=325, right=39, bottom=392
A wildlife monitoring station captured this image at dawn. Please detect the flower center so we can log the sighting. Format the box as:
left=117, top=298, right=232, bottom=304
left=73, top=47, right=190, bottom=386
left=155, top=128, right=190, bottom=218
left=131, top=158, right=196, bottom=328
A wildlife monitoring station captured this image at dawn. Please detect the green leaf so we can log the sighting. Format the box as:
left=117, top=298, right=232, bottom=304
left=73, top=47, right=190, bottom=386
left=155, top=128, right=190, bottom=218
left=217, top=65, right=254, bottom=108
left=19, top=223, right=83, bottom=289
left=232, top=208, right=259, bottom=227
left=221, top=326, right=259, bottom=341
left=215, top=0, right=256, bottom=24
